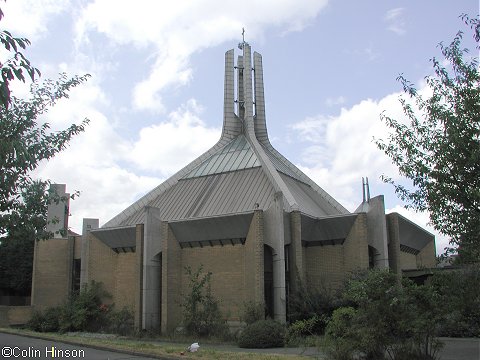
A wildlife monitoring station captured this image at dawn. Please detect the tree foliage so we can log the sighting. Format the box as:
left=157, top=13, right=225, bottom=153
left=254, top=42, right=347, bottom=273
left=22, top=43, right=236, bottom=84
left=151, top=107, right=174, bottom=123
left=0, top=6, right=40, bottom=108
left=0, top=3, right=89, bottom=295
left=376, top=15, right=480, bottom=260
left=0, top=73, right=90, bottom=236
left=0, top=180, right=48, bottom=294
left=325, top=270, right=443, bottom=360
left=180, top=265, right=227, bottom=337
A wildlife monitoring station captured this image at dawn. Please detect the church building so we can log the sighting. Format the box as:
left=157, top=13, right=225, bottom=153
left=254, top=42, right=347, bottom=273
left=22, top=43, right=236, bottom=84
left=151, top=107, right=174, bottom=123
left=31, top=42, right=436, bottom=332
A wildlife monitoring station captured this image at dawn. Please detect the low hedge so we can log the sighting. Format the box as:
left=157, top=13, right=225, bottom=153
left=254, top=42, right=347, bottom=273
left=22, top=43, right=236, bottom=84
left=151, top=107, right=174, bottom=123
left=238, top=319, right=285, bottom=348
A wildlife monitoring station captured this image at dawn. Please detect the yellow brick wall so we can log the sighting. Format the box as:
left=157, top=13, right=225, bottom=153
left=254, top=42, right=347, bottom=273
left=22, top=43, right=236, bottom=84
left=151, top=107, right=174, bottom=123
left=87, top=234, right=116, bottom=303
left=344, top=213, right=369, bottom=273
left=31, top=238, right=72, bottom=311
left=182, top=245, right=245, bottom=320
left=88, top=234, right=137, bottom=311
left=305, top=214, right=369, bottom=291
left=114, top=252, right=136, bottom=310
left=161, top=211, right=264, bottom=332
left=305, top=245, right=344, bottom=290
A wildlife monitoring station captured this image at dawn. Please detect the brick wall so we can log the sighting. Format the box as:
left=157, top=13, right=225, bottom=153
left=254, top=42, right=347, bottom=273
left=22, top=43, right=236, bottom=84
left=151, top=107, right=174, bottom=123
left=344, top=213, right=369, bottom=273
left=87, top=234, right=116, bottom=302
left=305, top=245, right=344, bottom=290
left=87, top=234, right=137, bottom=311
left=31, top=238, right=73, bottom=311
left=0, top=306, right=33, bottom=326
left=305, top=214, right=369, bottom=291
left=161, top=211, right=264, bottom=333
left=115, top=252, right=136, bottom=310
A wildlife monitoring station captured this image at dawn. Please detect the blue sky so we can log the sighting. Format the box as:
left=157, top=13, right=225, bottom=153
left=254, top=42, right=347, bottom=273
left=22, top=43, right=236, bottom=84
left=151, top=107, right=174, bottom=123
left=2, top=0, right=478, bottom=254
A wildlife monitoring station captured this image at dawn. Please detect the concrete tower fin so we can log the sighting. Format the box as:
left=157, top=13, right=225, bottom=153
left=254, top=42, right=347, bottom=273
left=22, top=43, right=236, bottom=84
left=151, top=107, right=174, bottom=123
left=242, top=43, right=255, bottom=136
left=222, top=49, right=241, bottom=138
left=253, top=51, right=268, bottom=144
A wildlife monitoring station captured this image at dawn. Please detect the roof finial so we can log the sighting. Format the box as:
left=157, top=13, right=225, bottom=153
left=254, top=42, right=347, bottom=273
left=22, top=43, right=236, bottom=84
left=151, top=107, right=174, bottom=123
left=238, top=27, right=249, bottom=50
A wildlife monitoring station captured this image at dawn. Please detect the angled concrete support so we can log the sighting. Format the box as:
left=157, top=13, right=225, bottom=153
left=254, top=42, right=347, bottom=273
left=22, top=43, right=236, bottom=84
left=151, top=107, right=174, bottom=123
left=142, top=207, right=162, bottom=330
left=80, top=218, right=99, bottom=287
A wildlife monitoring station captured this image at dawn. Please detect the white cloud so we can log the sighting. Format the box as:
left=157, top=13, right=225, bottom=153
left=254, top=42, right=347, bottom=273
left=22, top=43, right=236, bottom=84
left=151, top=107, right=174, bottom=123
left=0, top=0, right=70, bottom=39
left=75, top=0, right=329, bottom=112
left=33, top=83, right=220, bottom=233
left=384, top=8, right=406, bottom=36
left=291, top=92, right=405, bottom=208
left=290, top=86, right=449, bottom=255
left=129, top=99, right=221, bottom=176
left=325, top=95, right=346, bottom=107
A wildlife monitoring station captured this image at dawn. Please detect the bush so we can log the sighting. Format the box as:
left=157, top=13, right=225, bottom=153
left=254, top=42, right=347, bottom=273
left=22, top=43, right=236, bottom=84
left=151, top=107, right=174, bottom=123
left=181, top=265, right=227, bottom=337
left=238, top=319, right=285, bottom=348
left=288, top=275, right=343, bottom=334
left=285, top=315, right=321, bottom=346
left=323, top=270, right=444, bottom=360
left=240, top=301, right=264, bottom=325
left=323, top=307, right=358, bottom=360
left=58, top=281, right=111, bottom=333
left=27, top=281, right=118, bottom=334
left=27, top=307, right=61, bottom=332
left=106, top=307, right=134, bottom=336
left=430, top=265, right=480, bottom=337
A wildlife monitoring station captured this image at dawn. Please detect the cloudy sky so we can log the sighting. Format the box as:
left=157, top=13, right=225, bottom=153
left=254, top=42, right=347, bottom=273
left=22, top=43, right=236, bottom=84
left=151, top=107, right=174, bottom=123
left=2, top=1, right=478, bottom=254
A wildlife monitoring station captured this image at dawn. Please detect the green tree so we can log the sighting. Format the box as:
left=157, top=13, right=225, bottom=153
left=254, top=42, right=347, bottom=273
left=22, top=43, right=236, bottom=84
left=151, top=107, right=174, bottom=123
left=325, top=270, right=443, bottom=360
left=181, top=265, right=227, bottom=337
left=0, top=6, right=40, bottom=108
left=0, top=4, right=89, bottom=296
left=0, top=180, right=48, bottom=295
left=375, top=15, right=480, bottom=261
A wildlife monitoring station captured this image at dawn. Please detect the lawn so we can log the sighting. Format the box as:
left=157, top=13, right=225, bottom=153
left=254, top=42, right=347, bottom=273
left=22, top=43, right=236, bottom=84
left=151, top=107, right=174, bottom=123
left=0, top=328, right=316, bottom=360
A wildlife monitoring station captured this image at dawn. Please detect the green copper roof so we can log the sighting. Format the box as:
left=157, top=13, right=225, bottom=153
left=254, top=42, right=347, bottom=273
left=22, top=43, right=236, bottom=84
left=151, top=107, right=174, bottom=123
left=183, top=135, right=260, bottom=179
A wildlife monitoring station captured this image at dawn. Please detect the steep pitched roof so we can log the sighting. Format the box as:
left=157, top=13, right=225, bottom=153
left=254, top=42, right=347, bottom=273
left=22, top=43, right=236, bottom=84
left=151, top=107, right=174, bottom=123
left=102, top=44, right=348, bottom=229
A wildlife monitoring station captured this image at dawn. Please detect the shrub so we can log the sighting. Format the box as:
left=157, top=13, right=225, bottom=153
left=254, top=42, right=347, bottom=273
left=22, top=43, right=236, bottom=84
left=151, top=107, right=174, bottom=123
left=27, top=307, right=61, bottom=332
left=430, top=265, right=480, bottom=337
left=288, top=275, right=343, bottom=334
left=107, top=307, right=134, bottom=336
left=285, top=315, right=321, bottom=346
left=27, top=281, right=115, bottom=334
left=238, top=319, right=285, bottom=348
left=324, top=270, right=444, bottom=360
left=240, top=301, right=264, bottom=325
left=180, top=265, right=227, bottom=337
left=323, top=307, right=358, bottom=360
left=58, top=281, right=111, bottom=333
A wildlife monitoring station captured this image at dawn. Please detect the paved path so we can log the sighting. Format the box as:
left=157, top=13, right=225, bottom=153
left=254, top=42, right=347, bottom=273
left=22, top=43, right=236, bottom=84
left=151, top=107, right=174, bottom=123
left=1, top=331, right=478, bottom=359
left=0, top=332, right=161, bottom=360
left=439, top=337, right=480, bottom=360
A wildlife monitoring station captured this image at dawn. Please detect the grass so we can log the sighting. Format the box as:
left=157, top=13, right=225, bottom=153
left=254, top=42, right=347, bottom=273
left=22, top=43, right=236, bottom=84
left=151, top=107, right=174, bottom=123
left=0, top=327, right=316, bottom=360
